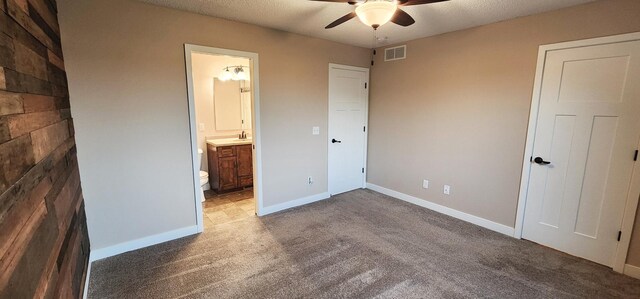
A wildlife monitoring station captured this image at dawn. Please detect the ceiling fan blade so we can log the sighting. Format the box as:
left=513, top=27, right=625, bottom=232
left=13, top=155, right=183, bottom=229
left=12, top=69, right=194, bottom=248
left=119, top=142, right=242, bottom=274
left=390, top=8, right=415, bottom=27
left=398, top=0, right=449, bottom=6
left=325, top=12, right=357, bottom=29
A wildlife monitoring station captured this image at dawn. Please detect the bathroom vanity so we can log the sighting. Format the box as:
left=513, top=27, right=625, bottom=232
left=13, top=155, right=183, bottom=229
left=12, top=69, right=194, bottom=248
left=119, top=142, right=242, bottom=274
left=207, top=139, right=253, bottom=193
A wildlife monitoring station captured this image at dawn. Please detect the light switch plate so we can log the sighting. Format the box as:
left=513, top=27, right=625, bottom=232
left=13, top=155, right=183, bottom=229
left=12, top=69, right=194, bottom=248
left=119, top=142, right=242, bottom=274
left=444, top=185, right=451, bottom=195
left=198, top=123, right=205, bottom=132
left=422, top=180, right=429, bottom=189
left=312, top=126, right=320, bottom=135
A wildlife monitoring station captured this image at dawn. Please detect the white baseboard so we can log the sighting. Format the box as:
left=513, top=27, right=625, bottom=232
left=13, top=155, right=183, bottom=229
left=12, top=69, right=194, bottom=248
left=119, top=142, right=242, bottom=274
left=624, top=264, right=640, bottom=280
left=89, top=225, right=199, bottom=262
left=366, top=183, right=515, bottom=237
left=259, top=192, right=330, bottom=216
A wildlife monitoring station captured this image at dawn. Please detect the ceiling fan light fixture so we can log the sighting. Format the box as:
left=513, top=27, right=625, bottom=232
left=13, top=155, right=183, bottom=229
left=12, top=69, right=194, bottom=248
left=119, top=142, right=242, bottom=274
left=355, top=0, right=397, bottom=29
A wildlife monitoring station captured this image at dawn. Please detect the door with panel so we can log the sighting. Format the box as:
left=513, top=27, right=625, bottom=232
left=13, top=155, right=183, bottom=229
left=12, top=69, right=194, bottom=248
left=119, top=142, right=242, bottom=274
left=218, top=156, right=238, bottom=191
left=236, top=144, right=253, bottom=187
left=328, top=65, right=369, bottom=196
left=522, top=40, right=640, bottom=266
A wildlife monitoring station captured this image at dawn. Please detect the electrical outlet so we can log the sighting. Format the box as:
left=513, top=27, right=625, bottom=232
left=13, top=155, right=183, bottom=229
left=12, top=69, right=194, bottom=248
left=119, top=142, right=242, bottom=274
left=312, top=126, right=320, bottom=135
left=444, top=185, right=451, bottom=195
left=198, top=123, right=205, bottom=132
left=422, top=179, right=429, bottom=189
left=308, top=176, right=314, bottom=185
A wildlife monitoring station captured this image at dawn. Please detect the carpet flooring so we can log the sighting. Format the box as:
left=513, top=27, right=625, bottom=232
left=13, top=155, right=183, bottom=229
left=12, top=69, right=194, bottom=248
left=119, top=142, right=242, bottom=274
left=87, top=189, right=640, bottom=298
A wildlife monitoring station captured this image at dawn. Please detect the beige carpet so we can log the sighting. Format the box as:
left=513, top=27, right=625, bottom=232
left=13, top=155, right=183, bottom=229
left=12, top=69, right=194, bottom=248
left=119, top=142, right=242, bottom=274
left=87, top=189, right=640, bottom=298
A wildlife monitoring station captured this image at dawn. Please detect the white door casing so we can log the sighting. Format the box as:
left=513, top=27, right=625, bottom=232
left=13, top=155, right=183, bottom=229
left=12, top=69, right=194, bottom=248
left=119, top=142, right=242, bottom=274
left=520, top=37, right=640, bottom=267
left=328, top=64, right=369, bottom=196
left=184, top=44, right=264, bottom=229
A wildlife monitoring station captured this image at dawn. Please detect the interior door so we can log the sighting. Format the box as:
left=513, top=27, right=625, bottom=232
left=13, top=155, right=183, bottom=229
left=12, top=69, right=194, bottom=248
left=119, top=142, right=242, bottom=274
left=328, top=65, right=369, bottom=196
left=522, top=40, right=640, bottom=266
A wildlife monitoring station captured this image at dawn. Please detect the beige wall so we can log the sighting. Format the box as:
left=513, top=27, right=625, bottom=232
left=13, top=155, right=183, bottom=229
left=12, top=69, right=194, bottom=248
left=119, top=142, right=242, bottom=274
left=368, top=0, right=640, bottom=266
left=58, top=0, right=370, bottom=251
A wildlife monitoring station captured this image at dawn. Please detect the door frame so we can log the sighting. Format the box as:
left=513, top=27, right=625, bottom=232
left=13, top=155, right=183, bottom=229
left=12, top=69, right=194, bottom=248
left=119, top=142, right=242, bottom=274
left=328, top=63, right=370, bottom=195
left=513, top=32, right=640, bottom=273
left=184, top=44, right=264, bottom=230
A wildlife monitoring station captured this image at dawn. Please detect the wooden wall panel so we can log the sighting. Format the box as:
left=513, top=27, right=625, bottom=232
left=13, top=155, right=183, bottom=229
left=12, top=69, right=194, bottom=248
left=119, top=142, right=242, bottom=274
left=0, top=0, right=90, bottom=297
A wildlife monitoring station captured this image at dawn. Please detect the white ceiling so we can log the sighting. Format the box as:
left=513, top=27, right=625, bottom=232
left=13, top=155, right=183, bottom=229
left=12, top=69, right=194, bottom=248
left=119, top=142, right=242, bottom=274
left=138, top=0, right=596, bottom=48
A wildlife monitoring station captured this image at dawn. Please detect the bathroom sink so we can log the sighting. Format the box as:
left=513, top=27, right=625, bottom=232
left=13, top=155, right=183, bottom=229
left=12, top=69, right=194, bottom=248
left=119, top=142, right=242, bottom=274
left=207, top=138, right=252, bottom=147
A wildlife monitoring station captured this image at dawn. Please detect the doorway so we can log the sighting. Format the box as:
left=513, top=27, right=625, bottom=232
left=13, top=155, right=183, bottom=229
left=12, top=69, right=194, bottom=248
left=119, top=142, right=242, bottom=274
left=515, top=33, right=640, bottom=272
left=184, top=45, right=263, bottom=231
left=328, top=64, right=370, bottom=196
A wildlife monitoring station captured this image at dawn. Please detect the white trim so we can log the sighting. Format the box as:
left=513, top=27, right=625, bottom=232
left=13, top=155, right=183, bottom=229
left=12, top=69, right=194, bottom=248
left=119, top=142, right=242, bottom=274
left=624, top=264, right=640, bottom=280
left=367, top=183, right=515, bottom=236
left=260, top=192, right=330, bottom=216
left=184, top=44, right=264, bottom=228
left=513, top=32, right=640, bottom=273
left=328, top=63, right=370, bottom=194
left=82, top=256, right=92, bottom=299
left=89, top=225, right=198, bottom=262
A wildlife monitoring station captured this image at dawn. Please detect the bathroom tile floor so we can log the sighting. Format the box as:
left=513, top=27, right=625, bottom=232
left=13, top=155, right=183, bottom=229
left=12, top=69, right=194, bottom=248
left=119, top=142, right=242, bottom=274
left=202, top=189, right=255, bottom=226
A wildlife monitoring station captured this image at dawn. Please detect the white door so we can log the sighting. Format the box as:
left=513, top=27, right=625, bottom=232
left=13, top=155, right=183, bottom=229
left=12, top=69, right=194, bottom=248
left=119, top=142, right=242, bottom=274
left=522, top=40, right=640, bottom=266
left=328, top=64, right=369, bottom=195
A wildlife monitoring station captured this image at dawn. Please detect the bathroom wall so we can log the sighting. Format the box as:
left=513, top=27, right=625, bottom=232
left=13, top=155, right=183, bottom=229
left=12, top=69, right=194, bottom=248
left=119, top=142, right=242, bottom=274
left=57, top=0, right=370, bottom=252
left=0, top=0, right=89, bottom=297
left=192, top=53, right=251, bottom=174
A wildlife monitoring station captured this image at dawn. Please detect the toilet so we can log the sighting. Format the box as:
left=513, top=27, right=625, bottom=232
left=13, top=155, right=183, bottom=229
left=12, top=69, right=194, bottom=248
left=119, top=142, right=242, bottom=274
left=198, top=149, right=209, bottom=202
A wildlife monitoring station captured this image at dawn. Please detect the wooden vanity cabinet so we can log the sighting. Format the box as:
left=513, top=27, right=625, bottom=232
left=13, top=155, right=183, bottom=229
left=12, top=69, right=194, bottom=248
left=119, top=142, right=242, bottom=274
left=207, top=143, right=253, bottom=192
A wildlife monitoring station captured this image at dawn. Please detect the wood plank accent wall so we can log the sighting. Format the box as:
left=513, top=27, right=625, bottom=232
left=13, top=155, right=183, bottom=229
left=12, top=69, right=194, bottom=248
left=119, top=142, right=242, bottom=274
left=0, top=0, right=90, bottom=298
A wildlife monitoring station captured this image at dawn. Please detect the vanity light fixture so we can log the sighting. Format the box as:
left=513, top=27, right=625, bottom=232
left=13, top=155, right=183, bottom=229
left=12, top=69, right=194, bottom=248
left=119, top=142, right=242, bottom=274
left=219, top=65, right=249, bottom=81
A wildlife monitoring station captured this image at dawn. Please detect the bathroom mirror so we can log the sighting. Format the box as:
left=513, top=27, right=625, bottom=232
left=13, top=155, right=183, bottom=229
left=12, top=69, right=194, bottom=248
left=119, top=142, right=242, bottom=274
left=213, top=79, right=252, bottom=131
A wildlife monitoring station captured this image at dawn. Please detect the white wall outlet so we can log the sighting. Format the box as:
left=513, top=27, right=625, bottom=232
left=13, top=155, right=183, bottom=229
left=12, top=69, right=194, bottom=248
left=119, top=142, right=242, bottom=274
left=422, top=179, right=429, bottom=189
left=308, top=176, right=314, bottom=185
left=312, top=126, right=320, bottom=135
left=444, top=185, right=451, bottom=195
left=198, top=123, right=205, bottom=132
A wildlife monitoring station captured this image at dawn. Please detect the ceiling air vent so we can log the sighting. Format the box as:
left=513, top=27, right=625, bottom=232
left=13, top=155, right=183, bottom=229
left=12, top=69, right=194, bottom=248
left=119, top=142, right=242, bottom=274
left=384, top=45, right=406, bottom=62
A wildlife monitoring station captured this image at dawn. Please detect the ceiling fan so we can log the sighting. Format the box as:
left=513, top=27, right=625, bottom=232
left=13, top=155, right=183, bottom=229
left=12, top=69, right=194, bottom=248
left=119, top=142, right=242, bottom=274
left=311, top=0, right=450, bottom=30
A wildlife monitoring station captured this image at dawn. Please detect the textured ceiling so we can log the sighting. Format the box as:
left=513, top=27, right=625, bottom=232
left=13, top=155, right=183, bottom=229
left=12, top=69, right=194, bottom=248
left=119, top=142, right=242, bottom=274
left=138, top=0, right=596, bottom=48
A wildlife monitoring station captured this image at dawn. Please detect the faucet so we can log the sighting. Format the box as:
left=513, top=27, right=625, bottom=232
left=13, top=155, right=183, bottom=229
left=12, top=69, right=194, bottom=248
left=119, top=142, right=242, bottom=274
left=239, top=131, right=246, bottom=139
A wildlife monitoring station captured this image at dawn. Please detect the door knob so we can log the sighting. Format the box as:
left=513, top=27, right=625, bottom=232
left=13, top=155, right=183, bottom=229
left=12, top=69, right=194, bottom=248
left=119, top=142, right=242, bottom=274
left=331, top=138, right=342, bottom=144
left=533, top=157, right=551, bottom=165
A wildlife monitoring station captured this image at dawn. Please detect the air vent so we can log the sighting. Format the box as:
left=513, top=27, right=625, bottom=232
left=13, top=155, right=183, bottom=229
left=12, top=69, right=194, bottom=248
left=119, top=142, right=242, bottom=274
left=384, top=45, right=406, bottom=61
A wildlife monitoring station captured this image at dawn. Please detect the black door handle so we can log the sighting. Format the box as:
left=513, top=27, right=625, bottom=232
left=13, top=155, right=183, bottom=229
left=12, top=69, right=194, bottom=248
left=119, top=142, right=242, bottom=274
left=331, top=138, right=341, bottom=144
left=533, top=157, right=551, bottom=165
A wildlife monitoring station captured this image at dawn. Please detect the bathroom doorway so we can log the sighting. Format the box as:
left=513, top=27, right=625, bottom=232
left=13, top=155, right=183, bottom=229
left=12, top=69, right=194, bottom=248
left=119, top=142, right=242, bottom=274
left=184, top=45, right=263, bottom=232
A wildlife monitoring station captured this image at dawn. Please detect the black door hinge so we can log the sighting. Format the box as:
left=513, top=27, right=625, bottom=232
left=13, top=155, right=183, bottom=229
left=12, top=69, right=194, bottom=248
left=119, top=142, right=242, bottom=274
left=365, top=82, right=368, bottom=89
left=362, top=168, right=365, bottom=173
left=371, top=60, right=374, bottom=66
left=634, top=150, right=638, bottom=161
left=618, top=231, right=622, bottom=242
left=363, top=126, right=366, bottom=132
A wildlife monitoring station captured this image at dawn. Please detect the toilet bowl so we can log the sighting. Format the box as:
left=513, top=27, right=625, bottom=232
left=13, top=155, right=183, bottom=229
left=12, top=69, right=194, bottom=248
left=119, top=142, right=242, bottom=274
left=198, top=149, right=209, bottom=202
